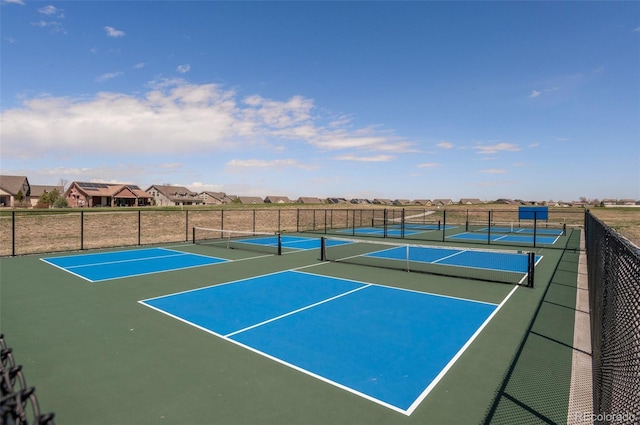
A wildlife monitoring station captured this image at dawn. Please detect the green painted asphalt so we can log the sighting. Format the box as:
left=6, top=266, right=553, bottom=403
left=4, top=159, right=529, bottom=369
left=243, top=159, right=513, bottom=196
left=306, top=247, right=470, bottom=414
left=0, top=231, right=580, bottom=425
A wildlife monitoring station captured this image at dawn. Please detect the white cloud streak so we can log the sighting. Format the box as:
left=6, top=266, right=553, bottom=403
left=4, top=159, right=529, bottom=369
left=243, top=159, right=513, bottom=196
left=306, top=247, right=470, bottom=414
left=104, top=26, right=125, bottom=37
left=95, top=71, right=124, bottom=82
left=473, top=143, right=521, bottom=155
left=333, top=154, right=395, bottom=162
left=436, top=141, right=454, bottom=149
left=177, top=64, right=191, bottom=73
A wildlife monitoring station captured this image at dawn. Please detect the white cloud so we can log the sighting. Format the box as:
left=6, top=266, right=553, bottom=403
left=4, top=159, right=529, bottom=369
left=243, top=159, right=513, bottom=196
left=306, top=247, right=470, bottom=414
left=95, top=71, right=123, bottom=82
left=333, top=154, right=394, bottom=162
left=38, top=5, right=64, bottom=17
left=133, top=62, right=145, bottom=69
left=177, top=64, right=191, bottom=74
left=436, top=141, right=454, bottom=149
left=1, top=0, right=26, bottom=5
left=473, top=142, right=521, bottom=155
left=0, top=79, right=411, bottom=159
left=633, top=26, right=640, bottom=32
left=31, top=20, right=65, bottom=34
left=530, top=87, right=559, bottom=98
left=226, top=158, right=312, bottom=169
left=481, top=169, right=507, bottom=174
left=104, top=26, right=125, bottom=37
left=418, top=162, right=440, bottom=168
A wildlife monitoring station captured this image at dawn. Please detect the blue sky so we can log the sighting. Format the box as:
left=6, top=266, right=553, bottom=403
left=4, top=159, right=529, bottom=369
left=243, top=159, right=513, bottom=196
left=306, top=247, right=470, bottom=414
left=1, top=1, right=639, bottom=201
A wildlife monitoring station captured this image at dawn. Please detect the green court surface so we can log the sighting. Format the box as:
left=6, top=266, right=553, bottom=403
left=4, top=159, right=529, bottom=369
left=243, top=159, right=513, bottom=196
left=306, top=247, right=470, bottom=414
left=0, top=230, right=582, bottom=425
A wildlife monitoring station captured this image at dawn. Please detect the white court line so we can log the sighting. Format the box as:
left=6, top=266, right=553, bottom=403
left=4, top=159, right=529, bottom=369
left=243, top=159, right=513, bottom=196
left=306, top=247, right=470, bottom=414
left=224, top=284, right=371, bottom=338
left=405, top=283, right=520, bottom=415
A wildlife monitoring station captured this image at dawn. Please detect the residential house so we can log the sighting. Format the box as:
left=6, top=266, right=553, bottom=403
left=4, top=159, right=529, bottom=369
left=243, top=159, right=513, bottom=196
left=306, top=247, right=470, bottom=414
left=373, top=199, right=393, bottom=205
left=237, top=196, right=264, bottom=205
left=432, top=199, right=454, bottom=206
left=264, top=196, right=292, bottom=204
left=66, top=182, right=153, bottom=207
left=0, top=175, right=30, bottom=207
left=296, top=197, right=322, bottom=204
left=413, top=199, right=432, bottom=206
left=393, top=199, right=411, bottom=206
left=350, top=199, right=372, bottom=205
left=326, top=198, right=348, bottom=204
left=200, top=191, right=228, bottom=205
left=146, top=185, right=201, bottom=207
left=30, top=185, right=64, bottom=207
left=459, top=198, right=482, bottom=205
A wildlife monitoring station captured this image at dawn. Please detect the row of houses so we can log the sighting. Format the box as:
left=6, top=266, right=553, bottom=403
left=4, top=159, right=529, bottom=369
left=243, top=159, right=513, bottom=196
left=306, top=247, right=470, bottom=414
left=2, top=175, right=637, bottom=209
left=0, top=176, right=483, bottom=208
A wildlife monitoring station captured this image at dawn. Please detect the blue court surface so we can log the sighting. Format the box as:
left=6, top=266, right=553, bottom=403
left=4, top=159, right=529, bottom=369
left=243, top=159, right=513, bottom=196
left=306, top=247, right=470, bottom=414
left=140, top=270, right=501, bottom=414
left=448, top=232, right=560, bottom=244
left=365, top=245, right=540, bottom=274
left=488, top=227, right=564, bottom=236
left=42, top=248, right=227, bottom=282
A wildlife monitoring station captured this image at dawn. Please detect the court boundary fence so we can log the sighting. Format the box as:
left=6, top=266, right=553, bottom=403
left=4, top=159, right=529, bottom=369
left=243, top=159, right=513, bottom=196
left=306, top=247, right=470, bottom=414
left=584, top=210, right=640, bottom=424
left=1, top=334, right=56, bottom=425
left=2, top=207, right=584, bottom=257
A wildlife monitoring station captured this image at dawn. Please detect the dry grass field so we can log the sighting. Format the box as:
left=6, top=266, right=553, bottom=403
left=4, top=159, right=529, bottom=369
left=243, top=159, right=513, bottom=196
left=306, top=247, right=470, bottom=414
left=1, top=203, right=638, bottom=256
left=589, top=207, right=640, bottom=247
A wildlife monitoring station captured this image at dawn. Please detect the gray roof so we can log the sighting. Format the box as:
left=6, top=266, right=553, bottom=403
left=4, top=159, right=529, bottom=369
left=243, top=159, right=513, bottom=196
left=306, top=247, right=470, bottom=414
left=0, top=175, right=30, bottom=195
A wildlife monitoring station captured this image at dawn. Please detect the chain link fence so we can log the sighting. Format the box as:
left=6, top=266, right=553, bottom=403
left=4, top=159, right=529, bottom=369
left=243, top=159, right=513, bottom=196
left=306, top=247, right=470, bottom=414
left=585, top=210, right=640, bottom=424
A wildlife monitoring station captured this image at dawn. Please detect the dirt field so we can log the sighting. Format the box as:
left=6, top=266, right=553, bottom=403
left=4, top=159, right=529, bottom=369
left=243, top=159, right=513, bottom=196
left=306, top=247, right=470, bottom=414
left=1, top=204, right=637, bottom=256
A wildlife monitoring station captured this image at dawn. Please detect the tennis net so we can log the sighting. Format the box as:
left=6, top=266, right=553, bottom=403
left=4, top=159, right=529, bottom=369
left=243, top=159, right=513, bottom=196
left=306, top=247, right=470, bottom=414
left=193, top=228, right=282, bottom=255
left=321, top=236, right=536, bottom=287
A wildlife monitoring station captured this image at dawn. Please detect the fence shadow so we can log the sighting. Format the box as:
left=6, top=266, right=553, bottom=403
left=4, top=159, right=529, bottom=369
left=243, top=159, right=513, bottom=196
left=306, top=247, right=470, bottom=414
left=483, top=232, right=583, bottom=424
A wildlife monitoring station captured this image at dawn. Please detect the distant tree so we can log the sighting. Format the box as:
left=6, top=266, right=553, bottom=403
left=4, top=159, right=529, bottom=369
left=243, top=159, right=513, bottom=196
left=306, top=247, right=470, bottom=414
left=53, top=196, right=68, bottom=208
left=36, top=189, right=62, bottom=208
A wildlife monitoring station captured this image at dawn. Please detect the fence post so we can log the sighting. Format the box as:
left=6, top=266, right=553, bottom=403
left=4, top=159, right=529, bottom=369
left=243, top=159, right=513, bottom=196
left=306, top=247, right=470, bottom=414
left=80, top=210, right=84, bottom=250
left=11, top=210, right=15, bottom=257
left=185, top=210, right=189, bottom=242
left=487, top=210, right=492, bottom=245
left=138, top=210, right=141, bottom=246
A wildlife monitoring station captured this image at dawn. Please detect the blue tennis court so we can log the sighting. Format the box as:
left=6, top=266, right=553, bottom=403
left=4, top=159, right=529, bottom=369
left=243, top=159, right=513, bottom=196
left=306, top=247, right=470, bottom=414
left=448, top=232, right=560, bottom=244
left=42, top=248, right=227, bottom=282
left=140, top=270, right=502, bottom=414
left=365, top=245, right=540, bottom=274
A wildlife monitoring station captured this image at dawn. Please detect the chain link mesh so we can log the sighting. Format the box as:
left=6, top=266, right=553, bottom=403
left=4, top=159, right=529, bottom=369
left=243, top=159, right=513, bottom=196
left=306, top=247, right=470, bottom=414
left=585, top=211, right=640, bottom=424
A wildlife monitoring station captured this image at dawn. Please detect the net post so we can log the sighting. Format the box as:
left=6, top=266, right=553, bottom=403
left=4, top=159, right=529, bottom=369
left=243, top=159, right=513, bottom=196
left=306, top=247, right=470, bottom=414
left=401, top=208, right=405, bottom=239
left=528, top=252, right=535, bottom=287
left=352, top=210, right=356, bottom=236
left=277, top=233, right=282, bottom=256
left=192, top=227, right=196, bottom=244
left=563, top=223, right=567, bottom=236
left=320, top=237, right=326, bottom=261
left=383, top=209, right=388, bottom=238
left=465, top=209, right=469, bottom=232
left=442, top=210, right=446, bottom=242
